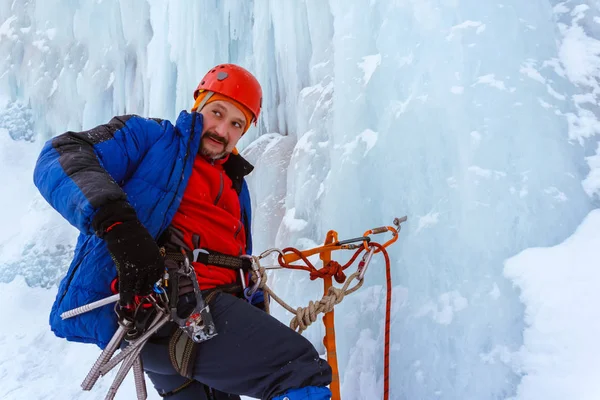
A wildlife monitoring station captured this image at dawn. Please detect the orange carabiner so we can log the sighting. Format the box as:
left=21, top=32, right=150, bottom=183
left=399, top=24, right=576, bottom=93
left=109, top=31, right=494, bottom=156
left=363, top=216, right=407, bottom=251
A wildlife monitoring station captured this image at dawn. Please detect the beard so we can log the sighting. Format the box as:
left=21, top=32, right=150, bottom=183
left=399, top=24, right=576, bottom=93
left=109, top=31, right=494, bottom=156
left=199, top=131, right=229, bottom=159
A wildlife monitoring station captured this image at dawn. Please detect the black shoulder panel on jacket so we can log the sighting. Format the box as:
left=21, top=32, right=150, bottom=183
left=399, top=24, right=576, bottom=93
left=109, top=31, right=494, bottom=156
left=223, top=153, right=254, bottom=194
left=54, top=115, right=136, bottom=146
left=50, top=115, right=137, bottom=209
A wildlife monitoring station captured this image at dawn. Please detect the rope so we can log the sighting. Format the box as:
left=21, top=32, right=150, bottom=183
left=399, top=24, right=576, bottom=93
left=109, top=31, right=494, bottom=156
left=249, top=242, right=393, bottom=400
left=249, top=258, right=363, bottom=333
left=371, top=242, right=392, bottom=400
left=250, top=258, right=363, bottom=333
left=276, top=247, right=365, bottom=284
left=290, top=272, right=363, bottom=333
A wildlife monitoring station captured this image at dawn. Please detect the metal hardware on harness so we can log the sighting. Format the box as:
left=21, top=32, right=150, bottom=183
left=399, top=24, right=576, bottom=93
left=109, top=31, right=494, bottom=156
left=192, top=248, right=209, bottom=262
left=239, top=254, right=255, bottom=291
left=61, top=293, right=121, bottom=320
left=170, top=256, right=218, bottom=343
left=81, top=318, right=131, bottom=390
left=75, top=252, right=220, bottom=399
left=243, top=256, right=261, bottom=297
left=98, top=312, right=169, bottom=375
left=80, top=297, right=171, bottom=400
left=104, top=314, right=170, bottom=400
left=239, top=268, right=247, bottom=290
left=132, top=356, right=147, bottom=400
left=62, top=277, right=167, bottom=321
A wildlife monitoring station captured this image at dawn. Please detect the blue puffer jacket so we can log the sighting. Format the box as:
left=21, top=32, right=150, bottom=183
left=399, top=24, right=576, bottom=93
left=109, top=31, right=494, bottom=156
left=33, top=111, right=255, bottom=349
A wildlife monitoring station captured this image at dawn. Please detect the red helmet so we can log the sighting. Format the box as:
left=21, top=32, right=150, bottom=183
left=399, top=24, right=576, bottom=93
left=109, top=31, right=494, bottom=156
left=194, top=64, right=262, bottom=124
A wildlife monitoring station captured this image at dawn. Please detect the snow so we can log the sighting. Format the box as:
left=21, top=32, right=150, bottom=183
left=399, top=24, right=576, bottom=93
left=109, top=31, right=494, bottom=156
left=0, top=277, right=163, bottom=399
left=1, top=0, right=600, bottom=399
left=504, top=210, right=600, bottom=400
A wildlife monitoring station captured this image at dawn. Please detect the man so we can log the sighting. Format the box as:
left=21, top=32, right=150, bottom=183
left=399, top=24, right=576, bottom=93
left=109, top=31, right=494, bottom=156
left=33, top=64, right=332, bottom=400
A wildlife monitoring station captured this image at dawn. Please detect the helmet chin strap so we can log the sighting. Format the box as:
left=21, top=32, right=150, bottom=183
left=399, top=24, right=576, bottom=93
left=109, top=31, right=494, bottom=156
left=196, top=91, right=214, bottom=112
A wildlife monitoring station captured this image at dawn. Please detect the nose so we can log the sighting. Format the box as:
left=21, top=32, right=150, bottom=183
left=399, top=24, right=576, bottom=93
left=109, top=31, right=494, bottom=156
left=213, top=120, right=228, bottom=137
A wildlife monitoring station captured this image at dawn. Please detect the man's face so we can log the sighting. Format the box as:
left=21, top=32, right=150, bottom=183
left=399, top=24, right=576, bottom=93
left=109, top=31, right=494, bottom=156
left=199, top=100, right=247, bottom=159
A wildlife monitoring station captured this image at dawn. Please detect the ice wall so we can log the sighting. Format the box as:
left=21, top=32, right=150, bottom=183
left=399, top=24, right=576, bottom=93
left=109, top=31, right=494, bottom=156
left=1, top=1, right=599, bottom=399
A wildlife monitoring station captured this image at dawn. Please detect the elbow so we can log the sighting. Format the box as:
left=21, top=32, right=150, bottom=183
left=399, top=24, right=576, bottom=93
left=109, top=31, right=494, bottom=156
left=32, top=140, right=55, bottom=192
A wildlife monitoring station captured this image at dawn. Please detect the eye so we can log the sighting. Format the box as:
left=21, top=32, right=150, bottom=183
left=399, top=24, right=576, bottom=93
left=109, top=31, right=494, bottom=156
left=212, top=110, right=222, bottom=117
left=232, top=121, right=242, bottom=129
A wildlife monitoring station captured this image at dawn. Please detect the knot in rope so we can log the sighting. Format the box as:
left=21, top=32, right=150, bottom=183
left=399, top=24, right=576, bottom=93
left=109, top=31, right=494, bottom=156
left=289, top=272, right=363, bottom=333
left=310, top=260, right=346, bottom=284
left=245, top=254, right=364, bottom=334
left=290, top=286, right=346, bottom=333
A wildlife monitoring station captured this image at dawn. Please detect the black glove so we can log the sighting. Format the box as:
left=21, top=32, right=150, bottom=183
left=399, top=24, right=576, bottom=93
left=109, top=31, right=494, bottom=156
left=93, top=201, right=164, bottom=306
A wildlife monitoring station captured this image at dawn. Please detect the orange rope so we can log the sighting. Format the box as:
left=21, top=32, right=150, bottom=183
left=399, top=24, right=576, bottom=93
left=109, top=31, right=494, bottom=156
left=277, top=246, right=365, bottom=283
left=370, top=242, right=391, bottom=400
left=275, top=243, right=392, bottom=400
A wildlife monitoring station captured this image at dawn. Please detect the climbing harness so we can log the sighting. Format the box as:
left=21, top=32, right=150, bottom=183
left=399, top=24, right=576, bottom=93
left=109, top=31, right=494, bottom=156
left=62, top=217, right=406, bottom=400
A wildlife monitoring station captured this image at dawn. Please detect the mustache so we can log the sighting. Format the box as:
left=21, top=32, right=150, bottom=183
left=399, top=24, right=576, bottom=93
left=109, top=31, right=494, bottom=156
left=203, top=131, right=228, bottom=146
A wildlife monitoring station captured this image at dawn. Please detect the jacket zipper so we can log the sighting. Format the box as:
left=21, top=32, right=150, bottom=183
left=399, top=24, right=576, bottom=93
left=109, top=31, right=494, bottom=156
left=213, top=170, right=224, bottom=205
left=234, top=220, right=242, bottom=239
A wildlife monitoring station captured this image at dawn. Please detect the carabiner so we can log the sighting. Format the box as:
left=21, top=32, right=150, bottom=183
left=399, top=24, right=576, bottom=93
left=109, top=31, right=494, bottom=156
left=244, top=257, right=262, bottom=297
left=358, top=246, right=376, bottom=281
left=258, top=247, right=286, bottom=260
left=363, top=216, right=407, bottom=251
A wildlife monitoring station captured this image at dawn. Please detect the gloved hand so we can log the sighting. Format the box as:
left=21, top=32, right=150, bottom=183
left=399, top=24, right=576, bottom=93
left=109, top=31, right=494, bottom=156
left=93, top=201, right=164, bottom=306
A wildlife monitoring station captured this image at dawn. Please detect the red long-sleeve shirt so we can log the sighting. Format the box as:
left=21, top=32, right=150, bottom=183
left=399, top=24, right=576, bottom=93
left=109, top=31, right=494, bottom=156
left=170, top=154, right=246, bottom=290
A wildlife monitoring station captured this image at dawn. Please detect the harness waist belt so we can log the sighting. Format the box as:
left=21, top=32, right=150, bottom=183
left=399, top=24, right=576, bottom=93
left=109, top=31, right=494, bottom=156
left=164, top=249, right=252, bottom=271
